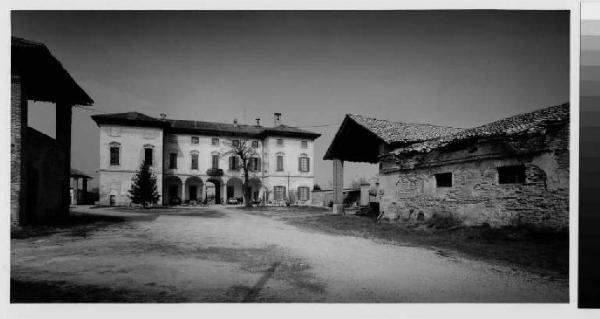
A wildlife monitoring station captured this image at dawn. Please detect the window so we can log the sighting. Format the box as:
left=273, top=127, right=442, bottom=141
left=211, top=138, right=219, bottom=146
left=276, top=155, right=284, bottom=171
left=274, top=186, right=286, bottom=201
left=109, top=145, right=120, bottom=165
left=229, top=156, right=240, bottom=170
left=109, top=142, right=121, bottom=165
left=191, top=136, right=199, bottom=144
left=212, top=154, right=219, bottom=169
left=144, top=147, right=153, bottom=166
left=298, top=155, right=310, bottom=172
left=169, top=153, right=177, bottom=169
left=301, top=140, right=308, bottom=148
left=435, top=173, right=452, bottom=188
left=249, top=157, right=261, bottom=172
left=298, top=187, right=310, bottom=201
left=252, top=140, right=259, bottom=148
left=498, top=165, right=526, bottom=184
left=276, top=138, right=284, bottom=146
left=232, top=140, right=240, bottom=148
left=191, top=153, right=199, bottom=170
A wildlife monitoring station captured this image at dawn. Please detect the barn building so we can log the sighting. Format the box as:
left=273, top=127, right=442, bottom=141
left=11, top=37, right=93, bottom=227
left=324, top=103, right=569, bottom=229
left=91, top=112, right=320, bottom=206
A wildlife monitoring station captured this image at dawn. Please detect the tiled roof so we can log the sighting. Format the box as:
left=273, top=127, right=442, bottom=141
left=393, top=103, right=570, bottom=154
left=167, top=119, right=264, bottom=136
left=71, top=168, right=92, bottom=179
left=12, top=36, right=93, bottom=106
left=92, top=112, right=163, bottom=123
left=347, top=114, right=463, bottom=144
left=92, top=112, right=321, bottom=139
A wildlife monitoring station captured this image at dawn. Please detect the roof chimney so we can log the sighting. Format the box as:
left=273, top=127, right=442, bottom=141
left=233, top=118, right=239, bottom=127
left=255, top=118, right=261, bottom=126
left=159, top=113, right=167, bottom=121
left=274, top=112, right=282, bottom=126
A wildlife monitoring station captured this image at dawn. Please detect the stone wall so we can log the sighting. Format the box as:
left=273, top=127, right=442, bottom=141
left=377, top=124, right=569, bottom=230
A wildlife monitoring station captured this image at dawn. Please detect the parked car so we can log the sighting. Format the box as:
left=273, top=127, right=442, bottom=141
left=226, top=197, right=238, bottom=205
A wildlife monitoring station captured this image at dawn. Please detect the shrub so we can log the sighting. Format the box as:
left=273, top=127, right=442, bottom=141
left=426, top=212, right=460, bottom=229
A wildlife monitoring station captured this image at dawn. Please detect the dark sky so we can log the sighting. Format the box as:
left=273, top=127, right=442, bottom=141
left=12, top=10, right=569, bottom=189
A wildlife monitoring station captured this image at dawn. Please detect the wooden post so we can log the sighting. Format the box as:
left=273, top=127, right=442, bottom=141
left=332, top=158, right=344, bottom=214
left=82, top=177, right=88, bottom=204
left=56, top=102, right=72, bottom=219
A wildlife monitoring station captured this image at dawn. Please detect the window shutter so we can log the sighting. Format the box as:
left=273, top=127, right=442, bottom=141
left=298, top=157, right=302, bottom=171
left=257, top=158, right=261, bottom=171
left=229, top=157, right=233, bottom=170
left=306, top=158, right=310, bottom=172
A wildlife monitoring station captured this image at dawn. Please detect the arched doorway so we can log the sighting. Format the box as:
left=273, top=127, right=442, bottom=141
left=185, top=176, right=203, bottom=203
left=164, top=176, right=183, bottom=205
left=226, top=177, right=243, bottom=204
left=248, top=178, right=263, bottom=203
left=206, top=177, right=222, bottom=205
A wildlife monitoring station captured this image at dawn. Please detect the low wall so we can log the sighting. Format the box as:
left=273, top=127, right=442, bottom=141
left=311, top=189, right=360, bottom=207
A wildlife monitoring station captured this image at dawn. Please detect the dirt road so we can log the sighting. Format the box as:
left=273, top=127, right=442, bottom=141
left=11, top=206, right=568, bottom=302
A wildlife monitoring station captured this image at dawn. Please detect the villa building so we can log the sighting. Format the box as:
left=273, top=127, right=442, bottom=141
left=92, top=112, right=320, bottom=206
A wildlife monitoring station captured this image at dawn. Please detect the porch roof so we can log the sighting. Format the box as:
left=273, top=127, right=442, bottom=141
left=323, top=114, right=462, bottom=163
left=11, top=37, right=93, bottom=106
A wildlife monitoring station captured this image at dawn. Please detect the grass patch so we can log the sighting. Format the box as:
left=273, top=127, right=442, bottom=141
left=244, top=208, right=568, bottom=279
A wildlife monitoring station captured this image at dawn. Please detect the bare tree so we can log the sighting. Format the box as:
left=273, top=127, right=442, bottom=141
left=223, top=138, right=259, bottom=207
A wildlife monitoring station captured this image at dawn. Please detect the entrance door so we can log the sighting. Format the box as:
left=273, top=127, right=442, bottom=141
left=168, top=185, right=178, bottom=203
left=189, top=186, right=197, bottom=201
left=227, top=186, right=234, bottom=200
left=109, top=195, right=116, bottom=207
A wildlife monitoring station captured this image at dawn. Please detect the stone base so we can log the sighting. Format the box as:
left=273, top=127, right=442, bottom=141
left=332, top=204, right=345, bottom=215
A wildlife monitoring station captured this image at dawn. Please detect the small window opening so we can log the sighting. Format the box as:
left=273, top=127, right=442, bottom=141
left=435, top=173, right=452, bottom=188
left=498, top=165, right=526, bottom=184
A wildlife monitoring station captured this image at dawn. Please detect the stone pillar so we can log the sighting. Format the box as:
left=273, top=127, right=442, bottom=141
left=332, top=159, right=344, bottom=214
left=11, top=75, right=27, bottom=227
left=56, top=102, right=72, bottom=220
left=181, top=178, right=186, bottom=203
left=360, top=183, right=370, bottom=206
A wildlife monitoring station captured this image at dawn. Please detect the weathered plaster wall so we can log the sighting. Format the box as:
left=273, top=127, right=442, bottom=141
left=378, top=125, right=569, bottom=229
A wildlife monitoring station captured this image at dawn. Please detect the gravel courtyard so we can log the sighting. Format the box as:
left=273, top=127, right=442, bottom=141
left=11, top=206, right=568, bottom=303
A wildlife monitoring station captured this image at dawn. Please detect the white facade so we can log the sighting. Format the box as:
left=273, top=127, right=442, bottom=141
left=98, top=125, right=163, bottom=206
left=96, top=121, right=317, bottom=206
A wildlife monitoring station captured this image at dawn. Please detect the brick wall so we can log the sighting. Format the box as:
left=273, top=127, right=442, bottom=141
left=377, top=123, right=569, bottom=230
left=11, top=75, right=26, bottom=227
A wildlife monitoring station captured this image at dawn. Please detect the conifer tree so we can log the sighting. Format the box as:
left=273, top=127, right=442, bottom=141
left=129, top=161, right=160, bottom=208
